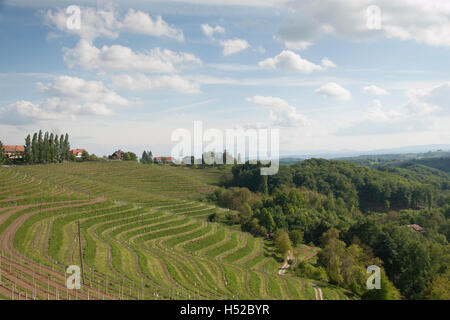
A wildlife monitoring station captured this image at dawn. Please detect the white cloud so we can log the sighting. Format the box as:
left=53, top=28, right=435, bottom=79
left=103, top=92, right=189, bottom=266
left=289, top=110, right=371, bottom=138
left=315, top=82, right=352, bottom=100
left=45, top=7, right=184, bottom=42
left=321, top=58, right=336, bottom=68
left=0, top=76, right=129, bottom=124
left=201, top=24, right=225, bottom=38
left=220, top=39, right=250, bottom=56
left=38, top=75, right=129, bottom=106
left=278, top=0, right=450, bottom=48
left=363, top=85, right=390, bottom=96
left=246, top=96, right=310, bottom=127
left=121, top=9, right=184, bottom=41
left=284, top=40, right=313, bottom=51
left=64, top=40, right=201, bottom=72
left=44, top=7, right=119, bottom=42
left=111, top=74, right=201, bottom=94
left=259, top=50, right=335, bottom=73
left=335, top=82, right=450, bottom=136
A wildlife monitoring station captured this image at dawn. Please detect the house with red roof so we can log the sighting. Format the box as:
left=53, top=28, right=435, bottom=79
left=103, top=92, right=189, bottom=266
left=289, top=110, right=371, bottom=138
left=153, top=156, right=175, bottom=164
left=70, top=149, right=86, bottom=158
left=3, top=145, right=25, bottom=159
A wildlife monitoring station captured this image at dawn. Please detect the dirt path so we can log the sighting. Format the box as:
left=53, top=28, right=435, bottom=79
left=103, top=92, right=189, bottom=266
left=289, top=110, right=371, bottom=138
left=278, top=250, right=294, bottom=275
left=310, top=282, right=324, bottom=300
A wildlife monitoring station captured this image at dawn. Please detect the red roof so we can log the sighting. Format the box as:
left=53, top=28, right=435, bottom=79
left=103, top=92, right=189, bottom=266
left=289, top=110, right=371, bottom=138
left=409, top=224, right=424, bottom=232
left=154, top=157, right=174, bottom=160
left=3, top=145, right=25, bottom=153
left=70, top=149, right=85, bottom=155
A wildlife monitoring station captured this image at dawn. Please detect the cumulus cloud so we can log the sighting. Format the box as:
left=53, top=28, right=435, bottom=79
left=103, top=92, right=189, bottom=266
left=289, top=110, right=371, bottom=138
left=201, top=24, right=225, bottom=38
left=364, top=85, right=390, bottom=96
left=315, top=82, right=352, bottom=100
left=38, top=75, right=129, bottom=106
left=121, top=9, right=184, bottom=41
left=45, top=7, right=184, bottom=42
left=0, top=76, right=128, bottom=124
left=277, top=0, right=450, bottom=48
left=111, top=74, right=201, bottom=94
left=335, top=83, right=450, bottom=136
left=64, top=40, right=201, bottom=72
left=284, top=40, right=313, bottom=51
left=220, top=39, right=250, bottom=56
left=246, top=96, right=310, bottom=127
left=258, top=50, right=335, bottom=73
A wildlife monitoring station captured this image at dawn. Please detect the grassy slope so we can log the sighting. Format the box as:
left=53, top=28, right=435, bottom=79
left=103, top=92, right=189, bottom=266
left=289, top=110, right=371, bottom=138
left=0, top=162, right=350, bottom=300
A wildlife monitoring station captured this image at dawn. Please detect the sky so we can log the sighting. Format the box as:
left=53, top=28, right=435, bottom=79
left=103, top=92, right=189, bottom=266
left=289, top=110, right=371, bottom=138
left=0, top=0, right=450, bottom=157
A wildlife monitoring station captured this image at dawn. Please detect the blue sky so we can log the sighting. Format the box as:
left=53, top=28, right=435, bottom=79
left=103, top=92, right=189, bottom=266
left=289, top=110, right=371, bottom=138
left=1, top=0, right=450, bottom=157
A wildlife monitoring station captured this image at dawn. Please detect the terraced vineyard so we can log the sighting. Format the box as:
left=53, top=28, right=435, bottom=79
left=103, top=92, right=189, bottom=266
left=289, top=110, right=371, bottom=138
left=0, top=163, right=348, bottom=300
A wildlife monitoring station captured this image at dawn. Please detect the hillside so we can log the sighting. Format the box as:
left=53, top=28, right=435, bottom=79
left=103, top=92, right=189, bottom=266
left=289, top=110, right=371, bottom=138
left=0, top=163, right=349, bottom=300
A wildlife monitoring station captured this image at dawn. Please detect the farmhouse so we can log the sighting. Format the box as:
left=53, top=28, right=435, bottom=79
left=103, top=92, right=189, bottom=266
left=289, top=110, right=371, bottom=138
left=3, top=145, right=25, bottom=159
left=110, top=150, right=125, bottom=160
left=70, top=149, right=86, bottom=158
left=154, top=156, right=175, bottom=164
left=408, top=224, right=425, bottom=233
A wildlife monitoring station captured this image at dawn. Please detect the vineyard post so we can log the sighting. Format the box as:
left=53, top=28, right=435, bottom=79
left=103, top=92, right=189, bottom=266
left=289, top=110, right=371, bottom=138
left=77, top=220, right=85, bottom=285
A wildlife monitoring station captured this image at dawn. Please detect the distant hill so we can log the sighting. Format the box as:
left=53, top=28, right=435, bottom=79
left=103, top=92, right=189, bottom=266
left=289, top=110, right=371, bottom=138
left=279, top=145, right=450, bottom=164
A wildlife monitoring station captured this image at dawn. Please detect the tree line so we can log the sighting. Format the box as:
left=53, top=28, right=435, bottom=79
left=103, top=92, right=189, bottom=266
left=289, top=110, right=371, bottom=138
left=24, top=130, right=71, bottom=164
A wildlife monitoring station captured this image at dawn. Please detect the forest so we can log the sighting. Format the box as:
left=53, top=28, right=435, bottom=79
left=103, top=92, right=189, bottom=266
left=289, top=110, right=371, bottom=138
left=209, top=158, right=450, bottom=299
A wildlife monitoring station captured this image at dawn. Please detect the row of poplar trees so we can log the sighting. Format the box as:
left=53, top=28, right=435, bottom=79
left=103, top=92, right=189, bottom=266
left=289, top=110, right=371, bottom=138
left=24, top=130, right=71, bottom=163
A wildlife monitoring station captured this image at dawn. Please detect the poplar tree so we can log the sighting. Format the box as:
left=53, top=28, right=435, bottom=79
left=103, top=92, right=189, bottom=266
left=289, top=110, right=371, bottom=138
left=24, top=134, right=32, bottom=163
left=37, top=130, right=43, bottom=163
left=0, top=140, right=5, bottom=164
left=31, top=133, right=38, bottom=163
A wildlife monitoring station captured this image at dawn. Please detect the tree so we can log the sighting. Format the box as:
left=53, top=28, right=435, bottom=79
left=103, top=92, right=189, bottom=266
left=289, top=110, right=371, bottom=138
left=59, top=135, right=64, bottom=162
left=363, top=268, right=401, bottom=300
left=81, top=150, right=90, bottom=162
left=37, top=130, right=43, bottom=163
left=141, top=151, right=148, bottom=163
left=289, top=230, right=304, bottom=247
left=54, top=135, right=59, bottom=162
left=31, top=132, right=38, bottom=163
left=49, top=133, right=55, bottom=162
left=422, top=271, right=450, bottom=300
left=258, top=208, right=276, bottom=232
left=63, top=133, right=70, bottom=161
left=274, top=229, right=292, bottom=258
left=0, top=140, right=5, bottom=164
left=124, top=152, right=137, bottom=161
left=42, top=131, right=49, bottom=162
left=24, top=134, right=32, bottom=163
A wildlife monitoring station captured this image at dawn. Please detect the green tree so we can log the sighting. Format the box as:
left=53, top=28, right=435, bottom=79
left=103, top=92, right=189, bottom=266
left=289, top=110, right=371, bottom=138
left=24, top=134, right=32, bottom=163
left=31, top=133, right=38, bottom=163
left=274, top=229, right=292, bottom=258
left=49, top=133, right=55, bottom=162
left=422, top=271, right=450, bottom=300
left=63, top=133, right=70, bottom=161
left=59, top=135, right=64, bottom=162
left=258, top=208, right=276, bottom=232
left=363, top=268, right=401, bottom=300
left=37, top=130, right=43, bottom=162
left=81, top=150, right=90, bottom=162
left=289, top=230, right=304, bottom=247
left=0, top=140, right=5, bottom=164
left=42, top=131, right=49, bottom=162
